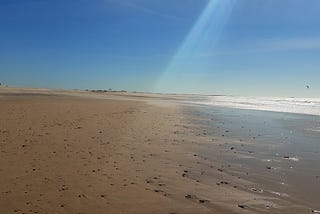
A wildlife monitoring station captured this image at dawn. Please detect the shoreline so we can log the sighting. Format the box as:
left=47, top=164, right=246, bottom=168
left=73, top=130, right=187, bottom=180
left=1, top=86, right=320, bottom=116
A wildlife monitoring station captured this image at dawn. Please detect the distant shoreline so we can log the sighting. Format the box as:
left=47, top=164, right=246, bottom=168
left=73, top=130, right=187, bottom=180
left=1, top=86, right=320, bottom=116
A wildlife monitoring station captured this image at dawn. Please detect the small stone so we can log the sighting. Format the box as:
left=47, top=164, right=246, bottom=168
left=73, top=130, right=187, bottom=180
left=199, top=199, right=210, bottom=204
left=238, top=204, right=248, bottom=209
left=185, top=194, right=192, bottom=199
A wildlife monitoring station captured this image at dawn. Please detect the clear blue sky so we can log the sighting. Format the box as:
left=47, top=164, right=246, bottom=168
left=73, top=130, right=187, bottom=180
left=0, top=0, right=319, bottom=97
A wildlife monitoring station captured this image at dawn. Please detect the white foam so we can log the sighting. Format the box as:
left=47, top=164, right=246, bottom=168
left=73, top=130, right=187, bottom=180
left=192, top=96, right=320, bottom=116
left=308, top=128, right=320, bottom=132
left=287, top=157, right=299, bottom=162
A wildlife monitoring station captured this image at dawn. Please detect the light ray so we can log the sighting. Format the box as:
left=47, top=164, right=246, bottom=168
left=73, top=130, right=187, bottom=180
left=154, top=0, right=236, bottom=93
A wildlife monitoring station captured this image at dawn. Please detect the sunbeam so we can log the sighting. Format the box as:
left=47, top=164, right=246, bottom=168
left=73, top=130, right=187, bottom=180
left=154, top=0, right=236, bottom=93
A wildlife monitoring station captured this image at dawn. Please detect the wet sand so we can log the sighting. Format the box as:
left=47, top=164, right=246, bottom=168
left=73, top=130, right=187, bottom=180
left=0, top=87, right=319, bottom=213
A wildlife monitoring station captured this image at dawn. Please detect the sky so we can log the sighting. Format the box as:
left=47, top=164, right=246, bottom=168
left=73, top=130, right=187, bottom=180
left=0, top=0, right=319, bottom=97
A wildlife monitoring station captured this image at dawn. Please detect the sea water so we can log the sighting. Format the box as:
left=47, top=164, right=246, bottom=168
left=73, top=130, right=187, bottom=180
left=182, top=100, right=320, bottom=209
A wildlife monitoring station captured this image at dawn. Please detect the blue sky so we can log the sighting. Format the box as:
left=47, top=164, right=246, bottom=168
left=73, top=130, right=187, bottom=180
left=0, top=0, right=319, bottom=97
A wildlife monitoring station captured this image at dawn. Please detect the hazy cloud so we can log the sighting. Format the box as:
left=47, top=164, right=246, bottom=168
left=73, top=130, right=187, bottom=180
left=201, top=37, right=320, bottom=57
left=262, top=37, right=320, bottom=50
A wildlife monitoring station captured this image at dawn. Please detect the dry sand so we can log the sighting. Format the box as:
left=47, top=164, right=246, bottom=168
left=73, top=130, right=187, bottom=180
left=0, top=87, right=315, bottom=213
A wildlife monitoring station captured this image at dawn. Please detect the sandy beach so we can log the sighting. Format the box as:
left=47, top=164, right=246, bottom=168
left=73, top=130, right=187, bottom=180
left=0, top=87, right=319, bottom=214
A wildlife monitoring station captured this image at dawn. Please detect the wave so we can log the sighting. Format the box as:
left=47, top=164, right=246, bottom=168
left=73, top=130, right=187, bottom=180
left=188, top=96, right=320, bottom=116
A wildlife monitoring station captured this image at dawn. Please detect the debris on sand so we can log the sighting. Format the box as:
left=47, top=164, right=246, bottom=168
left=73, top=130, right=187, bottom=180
left=283, top=156, right=299, bottom=162
left=199, top=199, right=210, bottom=204
left=238, top=204, right=248, bottom=209
left=145, top=178, right=154, bottom=184
left=265, top=202, right=276, bottom=209
left=185, top=194, right=192, bottom=199
left=249, top=187, right=264, bottom=193
left=182, top=170, right=189, bottom=177
left=185, top=194, right=196, bottom=199
left=271, top=191, right=289, bottom=197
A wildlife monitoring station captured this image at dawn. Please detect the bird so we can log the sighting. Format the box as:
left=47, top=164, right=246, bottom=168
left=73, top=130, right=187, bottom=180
left=306, top=85, right=310, bottom=89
